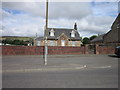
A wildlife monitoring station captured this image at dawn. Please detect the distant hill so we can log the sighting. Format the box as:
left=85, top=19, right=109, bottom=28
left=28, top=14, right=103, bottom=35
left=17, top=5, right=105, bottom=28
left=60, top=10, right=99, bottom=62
left=0, top=36, right=35, bottom=41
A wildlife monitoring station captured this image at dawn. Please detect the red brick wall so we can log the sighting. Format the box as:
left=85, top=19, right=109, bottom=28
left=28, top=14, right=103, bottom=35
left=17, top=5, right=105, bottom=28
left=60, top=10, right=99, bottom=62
left=1, top=46, right=44, bottom=55
left=1, top=46, right=85, bottom=55
left=0, top=45, right=115, bottom=55
left=48, top=46, right=85, bottom=55
left=97, top=46, right=115, bottom=54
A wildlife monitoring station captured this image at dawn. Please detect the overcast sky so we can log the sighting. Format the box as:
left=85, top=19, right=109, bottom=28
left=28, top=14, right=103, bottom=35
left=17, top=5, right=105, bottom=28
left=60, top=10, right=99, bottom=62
left=0, top=0, right=119, bottom=38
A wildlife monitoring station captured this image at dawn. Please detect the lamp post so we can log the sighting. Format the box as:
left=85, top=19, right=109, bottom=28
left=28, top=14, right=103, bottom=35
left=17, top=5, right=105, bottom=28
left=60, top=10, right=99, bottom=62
left=44, top=36, right=48, bottom=65
left=44, top=0, right=48, bottom=65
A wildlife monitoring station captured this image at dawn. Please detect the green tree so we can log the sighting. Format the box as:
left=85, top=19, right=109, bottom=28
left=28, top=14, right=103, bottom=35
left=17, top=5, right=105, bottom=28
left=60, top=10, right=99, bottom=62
left=2, top=38, right=27, bottom=46
left=82, top=37, right=90, bottom=45
left=89, top=35, right=97, bottom=41
left=20, top=40, right=25, bottom=45
left=13, top=39, right=20, bottom=45
left=2, top=38, right=13, bottom=45
left=80, top=37, right=83, bottom=42
left=26, top=38, right=34, bottom=45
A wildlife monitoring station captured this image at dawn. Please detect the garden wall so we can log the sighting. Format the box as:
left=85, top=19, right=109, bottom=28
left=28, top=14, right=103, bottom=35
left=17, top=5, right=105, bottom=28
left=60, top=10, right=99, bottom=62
left=0, top=45, right=115, bottom=55
left=97, top=46, right=115, bottom=54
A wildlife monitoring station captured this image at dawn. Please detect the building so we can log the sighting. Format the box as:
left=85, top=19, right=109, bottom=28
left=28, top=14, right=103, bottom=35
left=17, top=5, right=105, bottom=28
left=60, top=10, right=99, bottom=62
left=90, top=14, right=120, bottom=45
left=90, top=34, right=105, bottom=44
left=34, top=23, right=82, bottom=46
left=103, top=13, right=120, bottom=44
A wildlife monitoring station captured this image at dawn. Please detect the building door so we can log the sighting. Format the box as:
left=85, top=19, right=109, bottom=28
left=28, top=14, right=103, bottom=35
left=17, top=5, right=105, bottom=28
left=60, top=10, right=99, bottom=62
left=61, top=40, right=65, bottom=46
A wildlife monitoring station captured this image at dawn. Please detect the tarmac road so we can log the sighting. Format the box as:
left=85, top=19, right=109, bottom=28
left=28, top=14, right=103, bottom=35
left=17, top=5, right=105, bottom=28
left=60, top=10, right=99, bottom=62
left=2, top=54, right=118, bottom=88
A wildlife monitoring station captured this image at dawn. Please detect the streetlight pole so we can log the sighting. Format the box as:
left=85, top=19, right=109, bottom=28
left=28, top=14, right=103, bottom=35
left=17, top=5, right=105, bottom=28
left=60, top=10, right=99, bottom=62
left=44, top=37, right=48, bottom=65
left=46, top=0, right=48, bottom=30
left=44, top=0, right=48, bottom=65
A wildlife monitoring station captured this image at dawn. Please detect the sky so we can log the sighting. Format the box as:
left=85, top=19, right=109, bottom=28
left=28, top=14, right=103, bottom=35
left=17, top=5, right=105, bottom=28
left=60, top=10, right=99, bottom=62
left=0, top=0, right=119, bottom=38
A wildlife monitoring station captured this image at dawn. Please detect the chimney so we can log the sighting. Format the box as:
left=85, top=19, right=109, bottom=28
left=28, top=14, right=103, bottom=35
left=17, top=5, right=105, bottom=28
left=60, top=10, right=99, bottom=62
left=74, top=22, right=77, bottom=30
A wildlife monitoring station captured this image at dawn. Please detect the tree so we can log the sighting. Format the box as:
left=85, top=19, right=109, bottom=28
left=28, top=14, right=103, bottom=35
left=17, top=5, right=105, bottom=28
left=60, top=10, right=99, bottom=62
left=13, top=39, right=20, bottom=45
left=26, top=38, right=34, bottom=46
left=89, top=35, right=97, bottom=41
left=2, top=38, right=13, bottom=45
left=2, top=38, right=27, bottom=46
left=82, top=37, right=90, bottom=45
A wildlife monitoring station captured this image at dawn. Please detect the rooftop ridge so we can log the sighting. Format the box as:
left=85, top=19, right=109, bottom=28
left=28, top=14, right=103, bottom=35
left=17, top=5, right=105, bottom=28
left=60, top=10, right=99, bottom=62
left=48, top=28, right=73, bottom=30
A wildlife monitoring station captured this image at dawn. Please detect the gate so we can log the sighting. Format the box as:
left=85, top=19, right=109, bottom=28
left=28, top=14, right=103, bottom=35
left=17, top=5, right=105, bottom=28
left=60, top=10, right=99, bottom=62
left=88, top=44, right=96, bottom=54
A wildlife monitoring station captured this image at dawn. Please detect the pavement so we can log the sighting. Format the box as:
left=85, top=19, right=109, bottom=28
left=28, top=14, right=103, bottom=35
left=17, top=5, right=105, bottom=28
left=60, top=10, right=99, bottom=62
left=2, top=54, right=118, bottom=88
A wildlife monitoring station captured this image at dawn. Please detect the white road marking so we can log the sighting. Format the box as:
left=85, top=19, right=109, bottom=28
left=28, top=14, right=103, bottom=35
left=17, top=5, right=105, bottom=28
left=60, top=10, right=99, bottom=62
left=2, top=65, right=112, bottom=73
left=2, top=66, right=85, bottom=73
left=93, top=66, right=111, bottom=69
left=83, top=65, right=87, bottom=68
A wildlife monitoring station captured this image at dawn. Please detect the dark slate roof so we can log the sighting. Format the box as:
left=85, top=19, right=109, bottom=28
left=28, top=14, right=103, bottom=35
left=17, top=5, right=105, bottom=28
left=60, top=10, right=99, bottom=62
left=35, top=37, right=44, bottom=40
left=45, top=28, right=81, bottom=40
left=90, top=34, right=105, bottom=43
left=111, top=13, right=120, bottom=29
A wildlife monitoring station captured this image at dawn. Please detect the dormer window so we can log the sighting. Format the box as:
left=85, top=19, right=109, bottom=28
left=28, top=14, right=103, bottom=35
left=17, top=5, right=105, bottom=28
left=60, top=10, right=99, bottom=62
left=50, top=28, right=55, bottom=36
left=71, top=30, right=75, bottom=37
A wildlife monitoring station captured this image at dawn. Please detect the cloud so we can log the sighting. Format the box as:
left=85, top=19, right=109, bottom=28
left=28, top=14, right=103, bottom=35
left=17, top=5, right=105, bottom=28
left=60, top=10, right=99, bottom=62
left=77, top=15, right=115, bottom=36
left=48, top=15, right=115, bottom=37
left=1, top=1, right=118, bottom=37
left=2, top=2, right=92, bottom=20
left=2, top=2, right=45, bottom=18
left=118, top=1, right=120, bottom=13
left=1, top=9, right=13, bottom=20
left=92, top=2, right=118, bottom=16
left=2, top=13, right=45, bottom=36
left=48, top=2, right=92, bottom=19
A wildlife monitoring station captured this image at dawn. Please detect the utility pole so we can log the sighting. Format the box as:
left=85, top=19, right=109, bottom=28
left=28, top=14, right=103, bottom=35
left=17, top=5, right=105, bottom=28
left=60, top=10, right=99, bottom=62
left=46, top=0, right=48, bottom=30
left=44, top=0, right=48, bottom=65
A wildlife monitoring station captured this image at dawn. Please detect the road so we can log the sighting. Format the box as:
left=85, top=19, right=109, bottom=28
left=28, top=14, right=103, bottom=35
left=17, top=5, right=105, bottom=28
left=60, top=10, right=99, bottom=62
left=2, top=54, right=118, bottom=88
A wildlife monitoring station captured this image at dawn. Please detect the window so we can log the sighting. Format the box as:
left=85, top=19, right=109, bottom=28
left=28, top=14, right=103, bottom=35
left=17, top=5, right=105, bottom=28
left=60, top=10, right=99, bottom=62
left=49, top=41, right=55, bottom=46
left=71, top=31, right=75, bottom=37
left=50, top=29, right=55, bottom=36
left=72, top=41, right=76, bottom=46
left=37, top=41, right=40, bottom=46
left=71, top=33, right=75, bottom=37
left=61, top=40, right=65, bottom=46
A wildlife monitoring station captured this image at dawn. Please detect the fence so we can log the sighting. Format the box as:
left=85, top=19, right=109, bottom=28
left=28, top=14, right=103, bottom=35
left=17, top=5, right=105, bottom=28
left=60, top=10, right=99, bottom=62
left=0, top=45, right=115, bottom=55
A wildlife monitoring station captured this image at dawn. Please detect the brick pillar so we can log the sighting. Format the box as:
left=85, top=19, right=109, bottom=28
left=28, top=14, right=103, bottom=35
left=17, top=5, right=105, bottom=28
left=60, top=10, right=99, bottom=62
left=95, top=44, right=99, bottom=54
left=85, top=44, right=89, bottom=54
